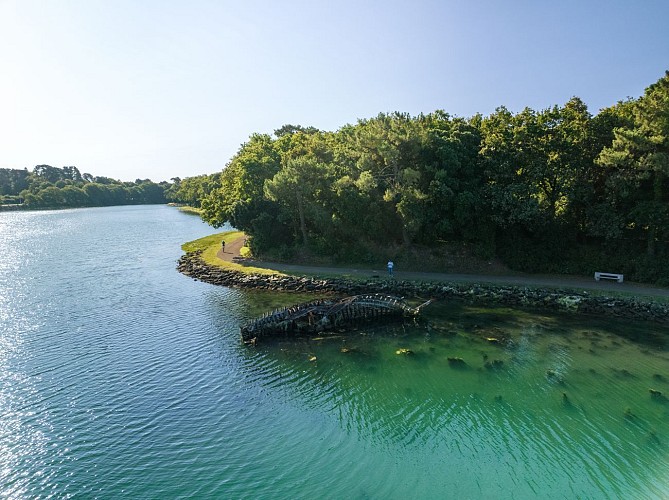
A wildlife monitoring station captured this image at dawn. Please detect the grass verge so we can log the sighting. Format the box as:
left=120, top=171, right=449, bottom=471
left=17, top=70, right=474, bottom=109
left=181, top=231, right=281, bottom=276
left=178, top=206, right=202, bottom=215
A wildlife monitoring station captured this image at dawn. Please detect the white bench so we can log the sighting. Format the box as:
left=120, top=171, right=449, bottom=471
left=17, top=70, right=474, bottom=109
left=594, top=272, right=623, bottom=283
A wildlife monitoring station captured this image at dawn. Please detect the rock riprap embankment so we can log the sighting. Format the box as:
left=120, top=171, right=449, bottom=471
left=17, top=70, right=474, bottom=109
left=177, top=251, right=669, bottom=324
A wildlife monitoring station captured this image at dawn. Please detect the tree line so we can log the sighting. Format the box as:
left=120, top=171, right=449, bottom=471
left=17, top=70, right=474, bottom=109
left=169, top=72, right=669, bottom=284
left=0, top=165, right=168, bottom=208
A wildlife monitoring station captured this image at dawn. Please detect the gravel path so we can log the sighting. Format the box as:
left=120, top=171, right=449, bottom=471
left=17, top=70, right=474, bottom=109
left=217, top=235, right=245, bottom=262
left=219, top=235, right=669, bottom=298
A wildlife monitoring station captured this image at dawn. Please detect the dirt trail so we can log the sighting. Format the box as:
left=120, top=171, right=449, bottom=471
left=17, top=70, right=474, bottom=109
left=217, top=235, right=669, bottom=298
left=216, top=235, right=245, bottom=262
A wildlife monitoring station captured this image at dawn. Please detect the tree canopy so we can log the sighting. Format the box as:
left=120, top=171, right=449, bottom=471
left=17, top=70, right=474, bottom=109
left=7, top=72, right=668, bottom=284
left=0, top=165, right=169, bottom=208
left=189, top=71, right=669, bottom=284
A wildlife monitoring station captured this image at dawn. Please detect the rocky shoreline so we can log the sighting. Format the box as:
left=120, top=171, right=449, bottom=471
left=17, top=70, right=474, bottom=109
left=177, top=250, right=669, bottom=325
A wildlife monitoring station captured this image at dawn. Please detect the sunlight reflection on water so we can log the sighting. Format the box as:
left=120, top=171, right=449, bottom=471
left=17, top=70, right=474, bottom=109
left=0, top=206, right=668, bottom=498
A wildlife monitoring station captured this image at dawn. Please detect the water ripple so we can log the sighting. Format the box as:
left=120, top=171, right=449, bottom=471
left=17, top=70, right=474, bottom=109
left=2, top=207, right=669, bottom=498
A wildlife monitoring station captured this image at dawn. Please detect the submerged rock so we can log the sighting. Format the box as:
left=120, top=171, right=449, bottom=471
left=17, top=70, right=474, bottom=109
left=484, top=359, right=504, bottom=370
left=447, top=357, right=467, bottom=368
left=649, top=388, right=666, bottom=402
left=561, top=392, right=574, bottom=409
left=612, top=368, right=635, bottom=379
left=546, top=369, right=565, bottom=385
left=624, top=407, right=637, bottom=420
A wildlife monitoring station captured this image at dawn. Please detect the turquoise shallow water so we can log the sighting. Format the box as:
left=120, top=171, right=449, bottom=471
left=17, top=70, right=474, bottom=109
left=1, top=205, right=668, bottom=499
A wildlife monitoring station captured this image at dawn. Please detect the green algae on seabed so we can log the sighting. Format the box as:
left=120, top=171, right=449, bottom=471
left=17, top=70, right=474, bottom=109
left=239, top=294, right=669, bottom=498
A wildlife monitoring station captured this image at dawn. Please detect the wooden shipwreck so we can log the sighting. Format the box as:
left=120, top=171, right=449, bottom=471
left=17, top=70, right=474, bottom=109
left=241, top=293, right=432, bottom=343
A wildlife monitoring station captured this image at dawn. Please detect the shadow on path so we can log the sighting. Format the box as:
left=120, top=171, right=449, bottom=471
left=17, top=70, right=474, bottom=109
left=220, top=236, right=669, bottom=298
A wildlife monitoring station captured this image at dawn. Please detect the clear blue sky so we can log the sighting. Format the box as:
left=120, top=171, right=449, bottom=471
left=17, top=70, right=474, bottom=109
left=1, top=0, right=668, bottom=182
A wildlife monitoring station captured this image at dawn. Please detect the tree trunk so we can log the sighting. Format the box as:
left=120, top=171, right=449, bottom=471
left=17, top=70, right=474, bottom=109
left=647, top=226, right=656, bottom=256
left=647, top=172, right=663, bottom=256
left=296, top=190, right=308, bottom=246
left=401, top=221, right=411, bottom=249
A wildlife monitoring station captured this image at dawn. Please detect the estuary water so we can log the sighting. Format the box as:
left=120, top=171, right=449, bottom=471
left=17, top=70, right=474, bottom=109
left=1, top=205, right=668, bottom=499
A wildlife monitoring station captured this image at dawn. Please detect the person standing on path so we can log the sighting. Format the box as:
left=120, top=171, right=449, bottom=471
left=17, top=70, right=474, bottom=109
left=387, top=260, right=394, bottom=277
left=221, top=240, right=226, bottom=253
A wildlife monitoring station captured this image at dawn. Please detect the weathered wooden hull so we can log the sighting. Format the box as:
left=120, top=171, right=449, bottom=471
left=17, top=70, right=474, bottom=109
left=241, top=294, right=431, bottom=343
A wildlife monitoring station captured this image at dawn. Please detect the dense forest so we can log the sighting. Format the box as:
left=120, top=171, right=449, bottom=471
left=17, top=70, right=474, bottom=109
left=168, top=72, right=669, bottom=284
left=0, top=165, right=168, bottom=208
left=4, top=73, right=667, bottom=283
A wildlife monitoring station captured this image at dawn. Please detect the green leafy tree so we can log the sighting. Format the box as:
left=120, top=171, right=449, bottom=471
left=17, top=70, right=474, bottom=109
left=201, top=134, right=282, bottom=236
left=0, top=168, right=30, bottom=197
left=481, top=100, right=594, bottom=231
left=167, top=174, right=220, bottom=207
left=33, top=165, right=65, bottom=183
left=417, top=112, right=484, bottom=245
left=351, top=112, right=428, bottom=247
left=264, top=157, right=330, bottom=246
left=597, top=71, right=669, bottom=256
left=37, top=185, right=65, bottom=207
left=274, top=124, right=320, bottom=137
left=576, top=99, right=636, bottom=241
left=61, top=185, right=90, bottom=206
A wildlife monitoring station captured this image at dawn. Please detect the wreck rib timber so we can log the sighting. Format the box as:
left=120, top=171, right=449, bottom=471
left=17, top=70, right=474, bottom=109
left=241, top=294, right=432, bottom=343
